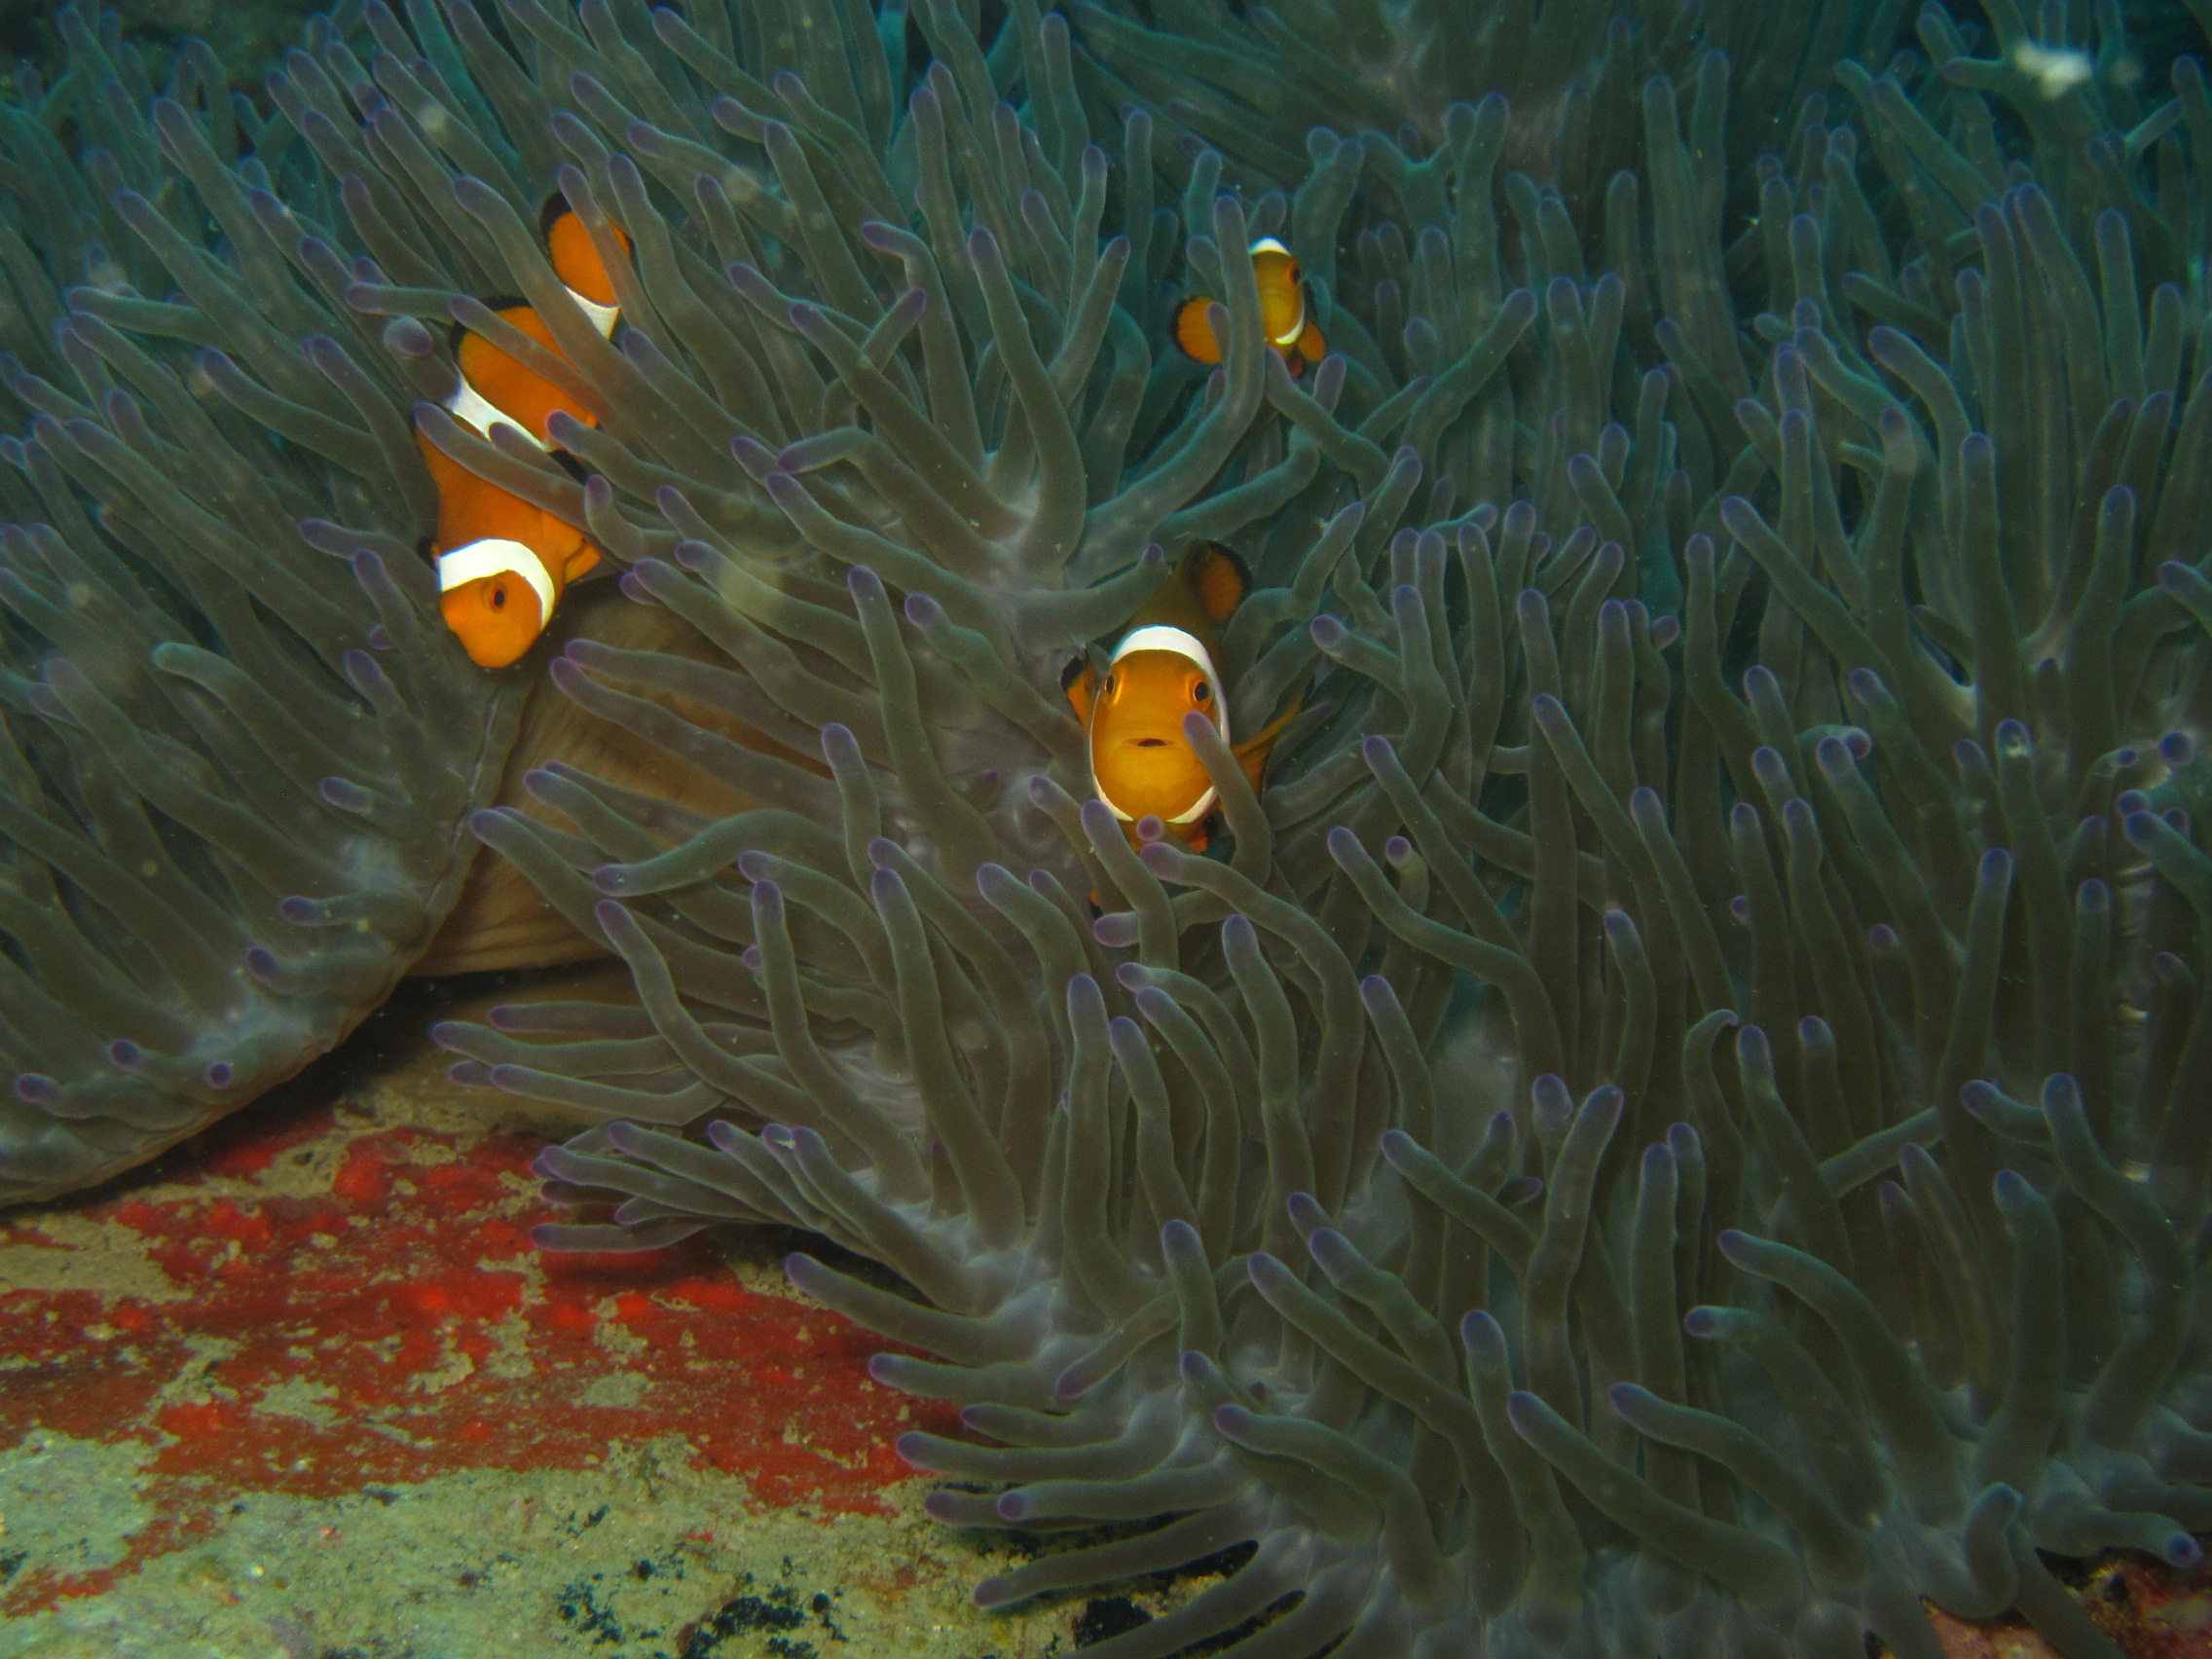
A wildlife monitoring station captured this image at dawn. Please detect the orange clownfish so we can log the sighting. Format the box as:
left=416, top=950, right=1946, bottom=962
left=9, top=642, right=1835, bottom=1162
left=1172, top=237, right=1326, bottom=373
left=1061, top=541, right=1301, bottom=853
left=416, top=203, right=631, bottom=668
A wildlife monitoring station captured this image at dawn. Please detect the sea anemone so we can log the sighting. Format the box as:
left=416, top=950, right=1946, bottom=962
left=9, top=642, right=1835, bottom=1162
left=6, top=0, right=2212, bottom=1652
left=0, top=5, right=523, bottom=1201
left=442, top=2, right=2212, bottom=1654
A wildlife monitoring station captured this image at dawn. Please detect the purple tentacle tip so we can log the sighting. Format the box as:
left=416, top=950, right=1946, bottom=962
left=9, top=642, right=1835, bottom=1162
left=1137, top=840, right=1181, bottom=876
left=107, top=1039, right=143, bottom=1072
left=365, top=624, right=392, bottom=651
left=203, top=1062, right=235, bottom=1089
left=1503, top=1390, right=1546, bottom=1434
left=1714, top=1230, right=1757, bottom=1267
left=892, top=1432, right=932, bottom=1469
left=1682, top=1306, right=1726, bottom=1340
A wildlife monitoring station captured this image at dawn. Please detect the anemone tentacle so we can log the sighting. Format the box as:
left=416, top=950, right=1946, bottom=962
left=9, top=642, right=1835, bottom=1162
left=7, top=0, right=2212, bottom=1652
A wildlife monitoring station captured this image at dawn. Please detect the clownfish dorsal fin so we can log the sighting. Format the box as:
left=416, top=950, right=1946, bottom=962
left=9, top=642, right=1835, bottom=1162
left=1060, top=651, right=1098, bottom=723
left=1182, top=540, right=1251, bottom=624
left=537, top=193, right=573, bottom=244
left=447, top=297, right=528, bottom=361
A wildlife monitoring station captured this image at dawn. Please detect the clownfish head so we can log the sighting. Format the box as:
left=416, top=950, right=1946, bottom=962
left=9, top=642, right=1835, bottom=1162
left=1247, top=237, right=1306, bottom=348
left=1172, top=236, right=1327, bottom=371
left=1081, top=626, right=1228, bottom=830
left=438, top=537, right=552, bottom=668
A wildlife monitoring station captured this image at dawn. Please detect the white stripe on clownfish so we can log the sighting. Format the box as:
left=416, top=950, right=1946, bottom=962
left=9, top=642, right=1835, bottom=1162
left=436, top=535, right=557, bottom=620
left=566, top=286, right=621, bottom=338
left=444, top=374, right=550, bottom=450
left=439, top=283, right=620, bottom=448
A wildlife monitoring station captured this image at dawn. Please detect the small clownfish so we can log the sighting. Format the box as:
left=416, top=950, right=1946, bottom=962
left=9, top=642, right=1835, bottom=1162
left=416, top=202, right=632, bottom=668
left=1172, top=237, right=1326, bottom=374
left=1061, top=541, right=1301, bottom=853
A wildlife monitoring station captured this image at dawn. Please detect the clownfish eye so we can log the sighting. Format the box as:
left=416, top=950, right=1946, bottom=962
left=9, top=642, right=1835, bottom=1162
left=1194, top=680, right=1211, bottom=702
left=1103, top=673, right=1117, bottom=696
left=490, top=584, right=507, bottom=610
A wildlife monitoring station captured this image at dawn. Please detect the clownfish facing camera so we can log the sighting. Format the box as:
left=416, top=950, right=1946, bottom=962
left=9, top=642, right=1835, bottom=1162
left=1173, top=237, right=1326, bottom=373
left=416, top=202, right=631, bottom=668
left=1062, top=541, right=1301, bottom=853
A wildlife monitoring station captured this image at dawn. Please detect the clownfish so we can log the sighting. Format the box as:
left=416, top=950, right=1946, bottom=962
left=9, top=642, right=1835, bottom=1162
left=1061, top=541, right=1301, bottom=853
left=1172, top=237, right=1326, bottom=373
left=416, top=202, right=630, bottom=668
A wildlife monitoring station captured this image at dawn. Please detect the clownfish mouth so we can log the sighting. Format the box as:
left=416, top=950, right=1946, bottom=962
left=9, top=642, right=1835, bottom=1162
left=1134, top=737, right=1168, bottom=748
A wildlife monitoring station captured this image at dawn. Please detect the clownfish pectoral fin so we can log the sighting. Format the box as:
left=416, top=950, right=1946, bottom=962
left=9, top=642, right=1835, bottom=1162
left=1183, top=539, right=1252, bottom=624
left=1173, top=296, right=1225, bottom=364
left=1060, top=653, right=1098, bottom=723
left=1297, top=316, right=1326, bottom=363
left=563, top=543, right=601, bottom=582
left=1233, top=696, right=1305, bottom=791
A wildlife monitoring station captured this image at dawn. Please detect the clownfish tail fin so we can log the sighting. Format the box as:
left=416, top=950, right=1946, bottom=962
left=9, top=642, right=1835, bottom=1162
left=1183, top=539, right=1251, bottom=623
left=1173, top=296, right=1224, bottom=364
left=1298, top=317, right=1326, bottom=362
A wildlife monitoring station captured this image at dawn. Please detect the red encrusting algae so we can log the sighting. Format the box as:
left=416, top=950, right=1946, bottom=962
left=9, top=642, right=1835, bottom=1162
left=0, top=1094, right=957, bottom=1617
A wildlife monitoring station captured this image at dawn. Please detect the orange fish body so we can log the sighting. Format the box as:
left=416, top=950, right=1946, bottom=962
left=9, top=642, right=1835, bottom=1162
left=1062, top=541, right=1301, bottom=853
left=419, top=204, right=628, bottom=668
left=1173, top=237, right=1326, bottom=374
